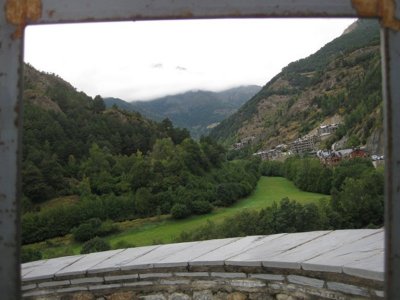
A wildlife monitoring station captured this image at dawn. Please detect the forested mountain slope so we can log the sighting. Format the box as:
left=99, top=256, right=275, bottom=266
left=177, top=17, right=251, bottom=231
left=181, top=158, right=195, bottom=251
left=22, top=64, right=260, bottom=246
left=105, top=85, right=261, bottom=139
left=210, top=20, right=383, bottom=154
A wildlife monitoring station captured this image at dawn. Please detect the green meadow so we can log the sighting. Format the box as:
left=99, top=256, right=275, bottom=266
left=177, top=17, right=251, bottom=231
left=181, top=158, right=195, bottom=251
left=29, top=177, right=329, bottom=258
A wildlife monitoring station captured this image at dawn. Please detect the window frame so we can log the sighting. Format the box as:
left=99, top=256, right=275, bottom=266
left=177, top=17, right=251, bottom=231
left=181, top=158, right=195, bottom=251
left=1, top=0, right=399, bottom=298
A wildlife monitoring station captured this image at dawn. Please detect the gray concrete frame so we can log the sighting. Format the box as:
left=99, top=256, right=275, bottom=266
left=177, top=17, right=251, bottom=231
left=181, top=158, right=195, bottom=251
left=0, top=0, right=399, bottom=299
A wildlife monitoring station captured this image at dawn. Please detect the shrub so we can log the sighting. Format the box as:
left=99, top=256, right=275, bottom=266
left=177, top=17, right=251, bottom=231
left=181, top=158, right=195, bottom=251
left=191, top=200, right=213, bottom=215
left=80, top=237, right=111, bottom=254
left=72, top=218, right=118, bottom=242
left=171, top=203, right=191, bottom=219
left=72, top=218, right=101, bottom=242
left=21, top=247, right=42, bottom=263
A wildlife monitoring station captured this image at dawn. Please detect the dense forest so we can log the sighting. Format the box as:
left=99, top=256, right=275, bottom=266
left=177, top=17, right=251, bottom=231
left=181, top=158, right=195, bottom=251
left=22, top=65, right=260, bottom=245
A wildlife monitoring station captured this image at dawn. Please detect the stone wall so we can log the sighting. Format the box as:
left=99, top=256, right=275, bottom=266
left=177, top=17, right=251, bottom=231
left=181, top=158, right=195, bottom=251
left=21, top=229, right=384, bottom=300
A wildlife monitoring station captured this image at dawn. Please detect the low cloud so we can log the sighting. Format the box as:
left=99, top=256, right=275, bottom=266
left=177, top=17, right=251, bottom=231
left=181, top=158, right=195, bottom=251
left=176, top=66, right=187, bottom=71
left=151, top=63, right=163, bottom=69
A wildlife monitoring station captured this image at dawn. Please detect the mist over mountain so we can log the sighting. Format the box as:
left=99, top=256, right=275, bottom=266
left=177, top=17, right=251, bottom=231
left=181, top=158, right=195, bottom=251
left=105, top=85, right=261, bottom=139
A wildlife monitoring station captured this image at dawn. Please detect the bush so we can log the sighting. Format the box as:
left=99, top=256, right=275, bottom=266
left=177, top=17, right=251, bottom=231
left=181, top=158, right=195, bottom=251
left=21, top=247, right=42, bottom=263
left=80, top=237, right=111, bottom=254
left=171, top=203, right=191, bottom=219
left=98, top=220, right=119, bottom=236
left=72, top=218, right=101, bottom=242
left=191, top=200, right=213, bottom=215
left=72, top=218, right=118, bottom=242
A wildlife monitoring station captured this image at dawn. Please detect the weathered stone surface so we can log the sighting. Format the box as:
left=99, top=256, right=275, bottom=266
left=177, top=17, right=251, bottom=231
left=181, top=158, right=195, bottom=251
left=275, top=295, right=289, bottom=300
left=248, top=274, right=284, bottom=281
left=214, top=292, right=229, bottom=300
left=190, top=237, right=263, bottom=266
left=21, top=283, right=37, bottom=291
left=123, top=281, right=153, bottom=287
left=268, top=282, right=284, bottom=291
left=230, top=280, right=266, bottom=288
left=248, top=293, right=273, bottom=300
left=23, top=255, right=84, bottom=281
left=106, top=291, right=134, bottom=300
left=104, top=274, right=139, bottom=282
left=87, top=246, right=159, bottom=273
left=139, top=273, right=172, bottom=279
left=122, top=242, right=197, bottom=270
left=327, top=281, right=369, bottom=297
left=88, top=283, right=122, bottom=291
left=226, top=292, right=247, bottom=300
left=20, top=230, right=384, bottom=300
left=168, top=293, right=190, bottom=300
left=158, top=238, right=237, bottom=268
left=71, top=277, right=103, bottom=285
left=174, top=272, right=209, bottom=277
left=343, top=251, right=384, bottom=281
left=70, top=292, right=95, bottom=300
left=375, top=290, right=384, bottom=298
left=22, top=289, right=53, bottom=297
left=287, top=275, right=324, bottom=288
left=160, top=279, right=190, bottom=285
left=228, top=232, right=327, bottom=267
left=192, top=280, right=218, bottom=289
left=140, top=294, right=166, bottom=300
left=271, top=230, right=377, bottom=272
left=39, top=280, right=70, bottom=288
left=56, top=250, right=124, bottom=277
left=302, top=229, right=383, bottom=273
left=211, top=272, right=246, bottom=279
left=57, top=286, right=88, bottom=294
left=193, top=290, right=213, bottom=300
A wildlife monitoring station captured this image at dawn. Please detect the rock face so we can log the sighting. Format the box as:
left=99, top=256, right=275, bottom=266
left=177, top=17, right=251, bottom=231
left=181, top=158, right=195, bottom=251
left=366, top=128, right=384, bottom=156
left=21, top=229, right=384, bottom=300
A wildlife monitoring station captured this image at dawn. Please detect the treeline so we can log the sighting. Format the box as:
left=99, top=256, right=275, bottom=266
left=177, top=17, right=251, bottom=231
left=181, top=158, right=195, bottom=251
left=176, top=198, right=329, bottom=242
left=22, top=136, right=260, bottom=244
left=261, top=157, right=384, bottom=228
left=177, top=157, right=384, bottom=242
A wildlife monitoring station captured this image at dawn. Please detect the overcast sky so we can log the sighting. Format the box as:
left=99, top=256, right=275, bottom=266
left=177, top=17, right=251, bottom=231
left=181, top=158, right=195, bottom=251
left=24, top=18, right=355, bottom=102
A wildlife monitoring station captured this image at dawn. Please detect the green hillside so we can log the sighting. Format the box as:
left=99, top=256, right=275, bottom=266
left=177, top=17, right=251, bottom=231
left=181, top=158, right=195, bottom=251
left=210, top=20, right=383, bottom=154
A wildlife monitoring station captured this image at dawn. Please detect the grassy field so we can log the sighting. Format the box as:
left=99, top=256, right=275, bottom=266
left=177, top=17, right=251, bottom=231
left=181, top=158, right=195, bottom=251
left=27, top=177, right=329, bottom=258
left=107, top=177, right=328, bottom=247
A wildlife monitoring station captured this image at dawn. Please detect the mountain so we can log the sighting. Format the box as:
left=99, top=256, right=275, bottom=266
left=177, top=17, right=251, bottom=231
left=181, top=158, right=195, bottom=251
left=104, top=85, right=261, bottom=139
left=22, top=64, right=191, bottom=204
left=210, top=19, right=383, bottom=155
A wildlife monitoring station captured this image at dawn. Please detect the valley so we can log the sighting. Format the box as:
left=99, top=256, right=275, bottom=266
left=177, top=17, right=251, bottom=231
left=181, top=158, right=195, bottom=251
left=23, top=177, right=329, bottom=259
left=21, top=19, right=384, bottom=263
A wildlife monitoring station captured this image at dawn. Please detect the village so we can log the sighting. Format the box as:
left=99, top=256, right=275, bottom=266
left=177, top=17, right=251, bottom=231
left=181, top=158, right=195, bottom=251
left=233, top=122, right=383, bottom=166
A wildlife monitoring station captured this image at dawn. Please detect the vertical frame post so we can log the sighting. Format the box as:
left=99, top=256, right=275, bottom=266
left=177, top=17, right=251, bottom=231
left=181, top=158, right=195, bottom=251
left=382, top=25, right=400, bottom=299
left=0, top=1, right=23, bottom=299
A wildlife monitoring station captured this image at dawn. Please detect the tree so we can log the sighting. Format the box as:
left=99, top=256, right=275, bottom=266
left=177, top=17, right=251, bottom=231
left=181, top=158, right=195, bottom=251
left=92, top=95, right=106, bottom=113
left=135, top=187, right=155, bottom=216
left=171, top=203, right=191, bottom=219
